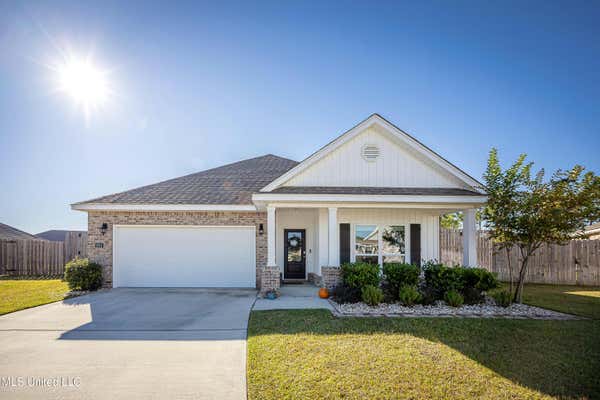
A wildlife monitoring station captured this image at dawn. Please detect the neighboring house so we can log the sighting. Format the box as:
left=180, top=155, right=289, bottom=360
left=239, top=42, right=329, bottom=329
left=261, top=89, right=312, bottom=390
left=585, top=222, right=600, bottom=240
left=72, top=114, right=486, bottom=291
left=36, top=230, right=86, bottom=242
left=0, top=223, right=38, bottom=240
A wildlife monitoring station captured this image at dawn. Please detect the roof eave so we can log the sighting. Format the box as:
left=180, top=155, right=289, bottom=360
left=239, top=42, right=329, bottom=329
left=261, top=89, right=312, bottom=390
left=71, top=203, right=258, bottom=212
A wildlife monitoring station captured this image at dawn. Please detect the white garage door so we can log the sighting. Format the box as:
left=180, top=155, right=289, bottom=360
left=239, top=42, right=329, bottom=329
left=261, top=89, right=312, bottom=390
left=113, top=225, right=256, bottom=288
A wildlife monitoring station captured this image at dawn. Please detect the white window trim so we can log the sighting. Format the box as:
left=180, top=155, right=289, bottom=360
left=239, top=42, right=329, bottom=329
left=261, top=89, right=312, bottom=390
left=351, top=223, right=410, bottom=266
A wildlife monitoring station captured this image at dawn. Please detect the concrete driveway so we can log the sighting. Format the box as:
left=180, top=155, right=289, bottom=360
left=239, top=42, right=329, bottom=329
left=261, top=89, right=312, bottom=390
left=0, top=288, right=257, bottom=400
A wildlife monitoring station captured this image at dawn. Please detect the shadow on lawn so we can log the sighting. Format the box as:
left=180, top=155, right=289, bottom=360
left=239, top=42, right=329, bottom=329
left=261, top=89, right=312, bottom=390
left=520, top=285, right=600, bottom=320
left=249, top=309, right=600, bottom=399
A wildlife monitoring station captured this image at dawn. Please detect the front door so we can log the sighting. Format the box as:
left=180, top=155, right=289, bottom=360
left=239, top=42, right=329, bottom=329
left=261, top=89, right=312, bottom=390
left=284, top=229, right=306, bottom=279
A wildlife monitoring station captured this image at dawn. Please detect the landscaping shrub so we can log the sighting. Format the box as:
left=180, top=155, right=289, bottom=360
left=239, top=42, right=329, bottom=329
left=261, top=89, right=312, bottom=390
left=460, top=267, right=499, bottom=291
left=333, top=283, right=362, bottom=304
left=340, top=262, right=380, bottom=289
left=398, top=285, right=421, bottom=306
left=361, top=285, right=384, bottom=306
left=419, top=285, right=437, bottom=305
left=462, top=286, right=484, bottom=305
left=444, top=290, right=464, bottom=307
left=473, top=269, right=499, bottom=292
left=458, top=267, right=499, bottom=304
left=492, top=290, right=512, bottom=307
left=422, top=262, right=499, bottom=303
left=381, top=281, right=397, bottom=303
left=64, top=258, right=103, bottom=291
left=382, top=263, right=420, bottom=300
left=423, top=262, right=463, bottom=299
left=459, top=267, right=481, bottom=289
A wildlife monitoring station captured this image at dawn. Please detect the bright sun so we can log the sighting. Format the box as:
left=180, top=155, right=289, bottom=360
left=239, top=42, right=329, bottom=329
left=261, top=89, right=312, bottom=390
left=55, top=55, right=111, bottom=114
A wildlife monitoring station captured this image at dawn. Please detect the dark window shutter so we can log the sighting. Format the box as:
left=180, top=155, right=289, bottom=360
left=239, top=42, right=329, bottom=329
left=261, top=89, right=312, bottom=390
left=339, top=223, right=350, bottom=264
left=410, top=224, right=421, bottom=266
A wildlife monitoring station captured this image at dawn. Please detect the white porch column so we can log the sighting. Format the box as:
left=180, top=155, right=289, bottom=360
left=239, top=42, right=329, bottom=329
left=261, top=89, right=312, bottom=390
left=462, top=208, right=478, bottom=267
left=327, top=207, right=338, bottom=266
left=317, top=208, right=329, bottom=273
left=267, top=205, right=276, bottom=267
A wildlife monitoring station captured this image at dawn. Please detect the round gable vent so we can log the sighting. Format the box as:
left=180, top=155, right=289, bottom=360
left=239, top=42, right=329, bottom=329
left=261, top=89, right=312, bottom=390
left=361, top=144, right=380, bottom=162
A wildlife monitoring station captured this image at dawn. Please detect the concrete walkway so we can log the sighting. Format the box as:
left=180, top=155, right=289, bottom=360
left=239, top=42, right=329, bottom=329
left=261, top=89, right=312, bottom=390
left=0, top=288, right=256, bottom=400
left=253, top=283, right=334, bottom=311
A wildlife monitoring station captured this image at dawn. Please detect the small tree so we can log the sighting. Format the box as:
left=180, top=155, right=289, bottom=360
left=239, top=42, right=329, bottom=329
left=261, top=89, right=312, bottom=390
left=441, top=211, right=484, bottom=230
left=441, top=212, right=462, bottom=229
left=482, top=149, right=600, bottom=303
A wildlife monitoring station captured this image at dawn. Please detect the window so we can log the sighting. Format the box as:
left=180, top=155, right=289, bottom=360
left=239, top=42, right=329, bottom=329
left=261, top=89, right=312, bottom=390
left=355, top=225, right=379, bottom=265
left=382, top=225, right=406, bottom=263
left=353, top=224, right=408, bottom=266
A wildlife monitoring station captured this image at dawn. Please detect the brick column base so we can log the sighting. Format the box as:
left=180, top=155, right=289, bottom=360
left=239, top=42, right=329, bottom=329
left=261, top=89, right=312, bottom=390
left=307, top=272, right=323, bottom=286
left=321, top=266, right=341, bottom=290
left=260, top=266, right=281, bottom=296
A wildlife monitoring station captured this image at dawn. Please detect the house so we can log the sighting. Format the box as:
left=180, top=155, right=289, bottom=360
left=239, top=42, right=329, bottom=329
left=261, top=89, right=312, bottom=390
left=71, top=114, right=486, bottom=292
left=0, top=222, right=38, bottom=240
left=585, top=222, right=600, bottom=240
left=36, top=230, right=87, bottom=242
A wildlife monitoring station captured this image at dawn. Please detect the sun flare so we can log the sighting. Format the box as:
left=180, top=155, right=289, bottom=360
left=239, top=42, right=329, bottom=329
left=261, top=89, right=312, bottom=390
left=54, top=55, right=111, bottom=114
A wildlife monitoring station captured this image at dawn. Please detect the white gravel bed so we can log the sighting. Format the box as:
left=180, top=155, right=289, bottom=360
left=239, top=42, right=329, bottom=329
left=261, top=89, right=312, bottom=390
left=329, top=299, right=578, bottom=319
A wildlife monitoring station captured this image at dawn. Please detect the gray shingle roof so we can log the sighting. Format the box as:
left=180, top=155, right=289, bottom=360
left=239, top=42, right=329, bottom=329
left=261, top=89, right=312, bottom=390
left=36, top=230, right=86, bottom=242
left=0, top=223, right=38, bottom=240
left=269, top=186, right=483, bottom=196
left=75, top=154, right=299, bottom=205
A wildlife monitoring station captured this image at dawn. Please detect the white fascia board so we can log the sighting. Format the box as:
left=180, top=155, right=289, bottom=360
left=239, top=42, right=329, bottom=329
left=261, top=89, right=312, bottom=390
left=71, top=203, right=258, bottom=212
left=260, top=114, right=484, bottom=193
left=259, top=202, right=484, bottom=210
left=252, top=193, right=487, bottom=204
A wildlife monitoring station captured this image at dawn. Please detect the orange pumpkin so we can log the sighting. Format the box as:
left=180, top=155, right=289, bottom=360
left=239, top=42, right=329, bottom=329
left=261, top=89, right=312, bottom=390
left=318, top=287, right=329, bottom=299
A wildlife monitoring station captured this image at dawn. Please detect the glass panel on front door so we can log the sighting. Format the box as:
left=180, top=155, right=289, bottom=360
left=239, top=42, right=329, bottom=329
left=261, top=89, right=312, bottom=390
left=284, top=229, right=306, bottom=279
left=287, top=232, right=303, bottom=262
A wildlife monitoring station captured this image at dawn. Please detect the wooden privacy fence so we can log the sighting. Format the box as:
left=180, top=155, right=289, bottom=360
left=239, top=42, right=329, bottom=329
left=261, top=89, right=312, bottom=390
left=439, top=229, right=600, bottom=286
left=0, top=233, right=88, bottom=276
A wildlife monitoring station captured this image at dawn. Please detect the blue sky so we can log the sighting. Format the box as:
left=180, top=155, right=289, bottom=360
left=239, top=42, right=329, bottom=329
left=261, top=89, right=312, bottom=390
left=1, top=0, right=599, bottom=234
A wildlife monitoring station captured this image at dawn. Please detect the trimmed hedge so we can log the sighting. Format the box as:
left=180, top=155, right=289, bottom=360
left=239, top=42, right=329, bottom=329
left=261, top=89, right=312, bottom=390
left=334, top=260, right=498, bottom=306
left=340, top=262, right=380, bottom=289
left=64, top=258, right=103, bottom=291
left=423, top=262, right=463, bottom=299
left=382, top=263, right=420, bottom=300
left=422, top=262, right=499, bottom=301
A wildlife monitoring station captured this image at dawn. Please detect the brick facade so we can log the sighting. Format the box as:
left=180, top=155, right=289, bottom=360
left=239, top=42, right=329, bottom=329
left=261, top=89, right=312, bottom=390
left=321, top=266, right=341, bottom=289
left=307, top=272, right=322, bottom=286
left=87, top=211, right=267, bottom=288
left=259, top=266, right=281, bottom=296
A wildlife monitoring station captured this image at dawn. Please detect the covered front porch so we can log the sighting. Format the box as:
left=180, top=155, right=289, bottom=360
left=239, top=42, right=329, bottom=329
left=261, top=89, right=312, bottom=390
left=256, top=199, right=482, bottom=294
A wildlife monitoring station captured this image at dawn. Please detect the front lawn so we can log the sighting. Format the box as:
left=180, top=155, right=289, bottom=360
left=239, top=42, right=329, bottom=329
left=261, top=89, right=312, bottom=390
left=247, top=310, right=599, bottom=399
left=514, top=283, right=600, bottom=319
left=0, top=278, right=70, bottom=315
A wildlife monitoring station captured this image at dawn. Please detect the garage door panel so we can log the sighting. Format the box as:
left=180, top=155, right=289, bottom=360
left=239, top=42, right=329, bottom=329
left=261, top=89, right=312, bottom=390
left=114, top=226, right=256, bottom=288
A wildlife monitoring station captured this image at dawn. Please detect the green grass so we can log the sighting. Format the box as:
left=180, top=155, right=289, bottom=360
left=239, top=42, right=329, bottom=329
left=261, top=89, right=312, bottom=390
left=511, top=284, right=600, bottom=319
left=248, top=310, right=599, bottom=399
left=0, top=278, right=70, bottom=315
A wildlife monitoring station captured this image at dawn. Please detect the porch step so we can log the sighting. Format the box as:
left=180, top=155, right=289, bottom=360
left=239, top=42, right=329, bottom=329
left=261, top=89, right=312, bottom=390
left=282, top=279, right=307, bottom=285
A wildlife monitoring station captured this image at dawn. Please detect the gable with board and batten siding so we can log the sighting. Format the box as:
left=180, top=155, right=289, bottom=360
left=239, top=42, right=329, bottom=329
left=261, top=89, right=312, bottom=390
left=261, top=114, right=482, bottom=193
